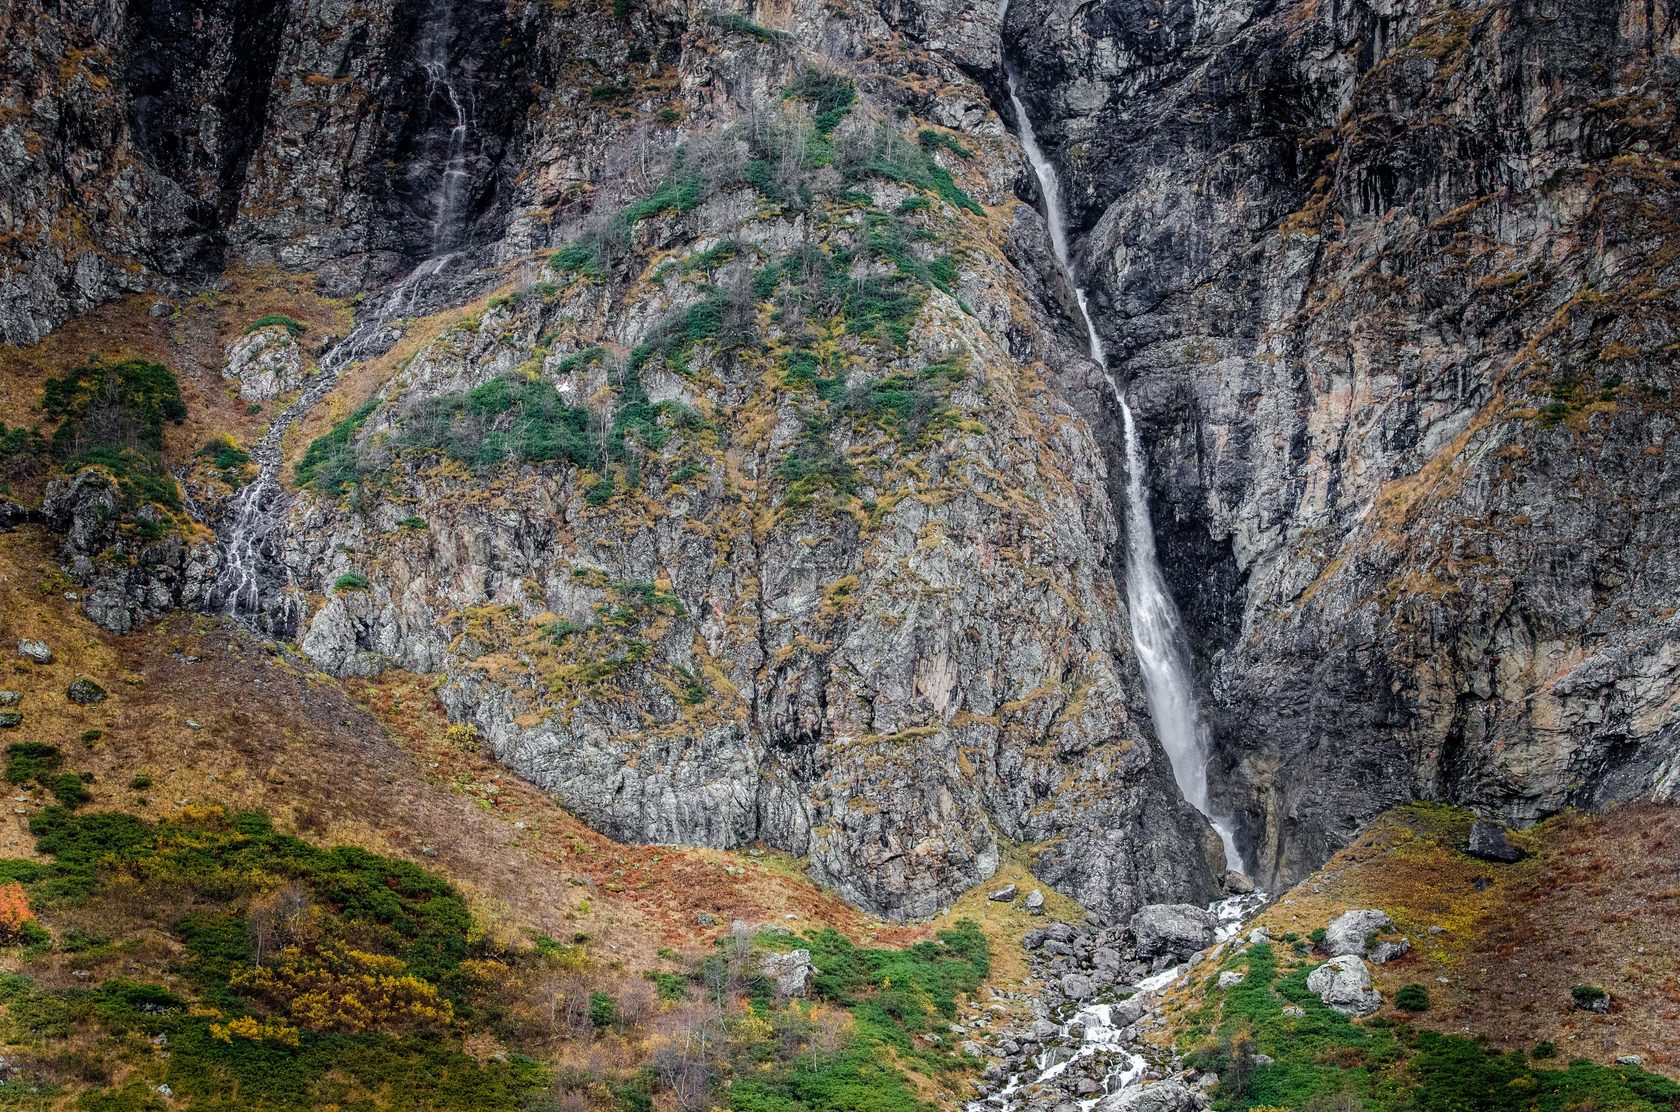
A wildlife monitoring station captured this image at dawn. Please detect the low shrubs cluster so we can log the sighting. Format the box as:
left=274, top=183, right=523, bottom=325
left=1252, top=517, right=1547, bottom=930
left=38, top=358, right=188, bottom=528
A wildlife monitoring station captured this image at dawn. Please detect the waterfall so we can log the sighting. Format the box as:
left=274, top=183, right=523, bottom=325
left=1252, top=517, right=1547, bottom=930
left=418, top=0, right=471, bottom=250
left=1000, top=15, right=1243, bottom=873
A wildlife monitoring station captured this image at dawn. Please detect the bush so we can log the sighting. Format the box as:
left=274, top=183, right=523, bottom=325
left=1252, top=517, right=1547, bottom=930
left=588, top=990, right=618, bottom=1028
left=40, top=358, right=187, bottom=518
left=1572, top=984, right=1609, bottom=1011
left=198, top=436, right=252, bottom=474
left=295, top=399, right=377, bottom=496
left=5, top=742, right=62, bottom=784
left=400, top=375, right=599, bottom=472
left=1532, top=1041, right=1559, bottom=1059
left=1395, top=983, right=1430, bottom=1012
left=245, top=313, right=306, bottom=337
left=332, top=572, right=371, bottom=592
left=0, top=881, right=37, bottom=943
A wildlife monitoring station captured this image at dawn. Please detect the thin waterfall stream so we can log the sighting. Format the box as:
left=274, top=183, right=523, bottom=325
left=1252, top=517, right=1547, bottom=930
left=200, top=15, right=476, bottom=627
left=999, top=14, right=1243, bottom=875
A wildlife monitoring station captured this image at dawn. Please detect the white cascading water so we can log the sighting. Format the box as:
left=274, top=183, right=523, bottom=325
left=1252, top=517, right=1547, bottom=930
left=999, top=10, right=1242, bottom=872
left=417, top=0, right=472, bottom=251
left=205, top=14, right=473, bottom=625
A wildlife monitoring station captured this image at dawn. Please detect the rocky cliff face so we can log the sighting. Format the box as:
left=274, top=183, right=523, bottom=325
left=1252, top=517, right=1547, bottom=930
left=4, top=0, right=1675, bottom=918
left=1006, top=0, right=1680, bottom=883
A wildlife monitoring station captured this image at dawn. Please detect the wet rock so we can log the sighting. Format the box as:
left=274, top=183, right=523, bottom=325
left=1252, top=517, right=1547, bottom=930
left=1307, top=956, right=1383, bottom=1017
left=1060, top=973, right=1094, bottom=1000
left=1223, top=871, right=1254, bottom=894
left=17, top=641, right=52, bottom=665
left=66, top=678, right=107, bottom=705
left=1130, top=903, right=1215, bottom=959
left=1467, top=821, right=1525, bottom=864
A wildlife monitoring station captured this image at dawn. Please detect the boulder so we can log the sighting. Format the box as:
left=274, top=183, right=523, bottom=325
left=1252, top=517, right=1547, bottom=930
left=989, top=883, right=1019, bottom=902
left=1025, top=889, right=1045, bottom=913
left=1218, top=971, right=1245, bottom=988
left=0, top=692, right=18, bottom=707
left=17, top=640, right=52, bottom=665
left=66, top=678, right=107, bottom=705
left=1130, top=903, right=1216, bottom=959
left=1223, top=870, right=1255, bottom=894
left=756, top=949, right=813, bottom=1000
left=1096, top=1080, right=1201, bottom=1112
left=0, top=713, right=21, bottom=729
left=1307, top=955, right=1383, bottom=1016
left=1467, top=821, right=1524, bottom=863
left=1324, top=909, right=1409, bottom=962
left=1060, top=973, right=1095, bottom=1000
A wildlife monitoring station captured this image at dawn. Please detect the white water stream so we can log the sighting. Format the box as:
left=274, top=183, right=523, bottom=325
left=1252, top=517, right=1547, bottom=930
left=205, top=14, right=475, bottom=624
left=999, top=9, right=1242, bottom=873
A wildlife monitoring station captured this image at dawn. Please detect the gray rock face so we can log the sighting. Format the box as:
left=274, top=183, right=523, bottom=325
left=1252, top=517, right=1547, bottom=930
left=1467, top=821, right=1525, bottom=863
left=42, top=471, right=217, bottom=633
left=1307, top=956, right=1383, bottom=1017
left=1323, top=909, right=1409, bottom=964
left=223, top=326, right=307, bottom=402
left=1006, top=0, right=1680, bottom=887
left=1129, top=903, right=1215, bottom=959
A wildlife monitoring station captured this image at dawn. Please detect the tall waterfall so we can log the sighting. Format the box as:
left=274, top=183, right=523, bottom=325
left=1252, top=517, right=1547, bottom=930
left=1000, top=18, right=1243, bottom=873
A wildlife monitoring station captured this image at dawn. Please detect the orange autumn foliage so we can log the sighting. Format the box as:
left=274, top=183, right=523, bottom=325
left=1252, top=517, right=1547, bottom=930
left=0, top=882, right=35, bottom=941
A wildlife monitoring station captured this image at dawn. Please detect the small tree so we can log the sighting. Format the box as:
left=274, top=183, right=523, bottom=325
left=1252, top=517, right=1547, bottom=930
left=0, top=883, right=36, bottom=943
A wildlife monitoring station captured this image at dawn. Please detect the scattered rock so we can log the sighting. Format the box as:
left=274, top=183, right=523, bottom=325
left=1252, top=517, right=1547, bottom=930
left=419, top=846, right=438, bottom=858
left=1218, top=971, right=1245, bottom=988
left=1467, top=820, right=1524, bottom=863
left=1618, top=1055, right=1643, bottom=1066
left=757, top=949, right=814, bottom=1000
left=1130, top=903, right=1216, bottom=959
left=1247, top=928, right=1270, bottom=945
left=1282, top=1004, right=1305, bottom=1017
left=17, top=640, right=52, bottom=665
left=0, top=692, right=19, bottom=707
left=1024, top=889, right=1045, bottom=913
left=1307, top=955, right=1383, bottom=1016
left=989, top=883, right=1018, bottom=902
left=1572, top=984, right=1611, bottom=1013
left=0, top=713, right=20, bottom=730
left=695, top=913, right=716, bottom=926
left=66, top=678, right=107, bottom=704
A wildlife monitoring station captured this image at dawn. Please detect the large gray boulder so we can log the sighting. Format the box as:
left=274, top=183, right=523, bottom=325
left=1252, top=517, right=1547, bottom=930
left=17, top=640, right=52, bottom=665
left=1307, top=955, right=1383, bottom=1016
left=1130, top=903, right=1216, bottom=960
left=1096, top=1080, right=1201, bottom=1112
left=1324, top=909, right=1410, bottom=963
left=756, top=949, right=813, bottom=1001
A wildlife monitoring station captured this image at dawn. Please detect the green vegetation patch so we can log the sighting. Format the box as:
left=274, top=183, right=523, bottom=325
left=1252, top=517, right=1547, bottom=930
left=295, top=399, right=378, bottom=497
left=1184, top=942, right=1680, bottom=1112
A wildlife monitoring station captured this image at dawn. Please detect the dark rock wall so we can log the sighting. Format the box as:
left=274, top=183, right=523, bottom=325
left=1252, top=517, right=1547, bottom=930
left=1006, top=0, right=1680, bottom=884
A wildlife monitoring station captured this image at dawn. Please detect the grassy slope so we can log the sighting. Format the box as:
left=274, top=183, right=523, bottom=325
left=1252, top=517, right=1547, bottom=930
left=1149, top=801, right=1680, bottom=1108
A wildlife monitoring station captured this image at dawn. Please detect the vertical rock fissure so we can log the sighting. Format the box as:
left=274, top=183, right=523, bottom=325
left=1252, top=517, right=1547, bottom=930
left=998, top=8, right=1244, bottom=872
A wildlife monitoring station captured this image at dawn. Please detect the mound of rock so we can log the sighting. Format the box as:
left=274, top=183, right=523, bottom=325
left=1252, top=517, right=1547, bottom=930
left=1307, top=955, right=1383, bottom=1016
left=1323, top=909, right=1409, bottom=963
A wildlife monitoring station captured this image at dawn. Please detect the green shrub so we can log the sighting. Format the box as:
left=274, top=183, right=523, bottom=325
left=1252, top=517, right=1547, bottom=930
left=40, top=358, right=187, bottom=518
left=5, top=743, right=62, bottom=784
left=332, top=572, right=371, bottom=592
left=1395, top=983, right=1431, bottom=1012
left=198, top=436, right=252, bottom=474
left=644, top=970, right=689, bottom=1001
left=1532, top=1040, right=1558, bottom=1059
left=127, top=774, right=152, bottom=791
left=709, top=12, right=790, bottom=41
left=397, top=515, right=428, bottom=531
left=244, top=313, right=306, bottom=337
left=1572, top=983, right=1609, bottom=1010
left=786, top=69, right=856, bottom=137
left=400, top=376, right=598, bottom=472
left=588, top=991, right=618, bottom=1028
left=295, top=399, right=377, bottom=496
left=916, top=128, right=973, bottom=159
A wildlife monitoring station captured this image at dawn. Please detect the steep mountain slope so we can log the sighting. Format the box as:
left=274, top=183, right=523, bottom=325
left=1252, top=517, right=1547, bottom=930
left=1005, top=0, right=1680, bottom=884
left=2, top=0, right=1677, bottom=932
